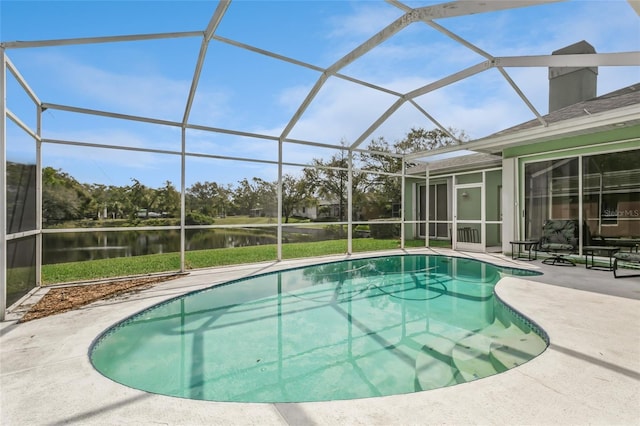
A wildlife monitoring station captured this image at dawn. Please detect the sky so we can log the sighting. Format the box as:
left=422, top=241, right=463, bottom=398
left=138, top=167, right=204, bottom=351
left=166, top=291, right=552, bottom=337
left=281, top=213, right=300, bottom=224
left=2, top=0, right=639, bottom=189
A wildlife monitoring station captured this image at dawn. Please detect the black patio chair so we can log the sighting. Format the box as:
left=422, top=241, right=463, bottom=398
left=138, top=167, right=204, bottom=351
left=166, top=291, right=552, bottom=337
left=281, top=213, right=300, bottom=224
left=538, top=219, right=579, bottom=266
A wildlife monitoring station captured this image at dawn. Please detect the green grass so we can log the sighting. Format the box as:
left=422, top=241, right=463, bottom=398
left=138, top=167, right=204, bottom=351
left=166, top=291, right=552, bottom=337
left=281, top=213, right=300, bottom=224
left=42, top=253, right=183, bottom=284
left=40, top=238, right=452, bottom=285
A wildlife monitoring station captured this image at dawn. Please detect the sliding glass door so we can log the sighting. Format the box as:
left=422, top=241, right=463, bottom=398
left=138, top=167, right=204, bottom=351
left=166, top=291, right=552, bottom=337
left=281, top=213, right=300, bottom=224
left=523, top=148, right=639, bottom=252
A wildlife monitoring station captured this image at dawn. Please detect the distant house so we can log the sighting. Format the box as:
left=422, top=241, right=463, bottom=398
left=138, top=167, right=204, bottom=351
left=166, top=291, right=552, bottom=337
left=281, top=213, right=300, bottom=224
left=292, top=198, right=340, bottom=220
left=136, top=209, right=163, bottom=218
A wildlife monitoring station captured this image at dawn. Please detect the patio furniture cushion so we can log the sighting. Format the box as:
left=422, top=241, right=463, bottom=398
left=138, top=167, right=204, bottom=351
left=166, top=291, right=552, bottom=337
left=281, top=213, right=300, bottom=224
left=613, top=252, right=640, bottom=278
left=539, top=220, right=579, bottom=266
left=613, top=252, right=640, bottom=262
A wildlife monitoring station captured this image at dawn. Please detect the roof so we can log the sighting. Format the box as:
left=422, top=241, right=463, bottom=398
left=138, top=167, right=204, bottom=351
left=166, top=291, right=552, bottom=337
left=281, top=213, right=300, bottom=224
left=488, top=83, right=640, bottom=137
left=405, top=81, right=640, bottom=161
left=408, top=152, right=502, bottom=176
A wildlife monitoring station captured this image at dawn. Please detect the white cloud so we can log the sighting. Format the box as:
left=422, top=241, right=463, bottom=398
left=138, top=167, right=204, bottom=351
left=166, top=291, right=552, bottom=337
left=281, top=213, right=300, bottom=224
left=285, top=77, right=401, bottom=145
left=325, top=3, right=402, bottom=41
left=25, top=52, right=187, bottom=119
left=23, top=51, right=233, bottom=124
left=42, top=141, right=181, bottom=188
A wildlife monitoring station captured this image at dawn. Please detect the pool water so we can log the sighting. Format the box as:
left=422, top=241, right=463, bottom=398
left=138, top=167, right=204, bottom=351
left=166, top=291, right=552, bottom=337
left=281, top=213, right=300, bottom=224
left=90, top=255, right=547, bottom=402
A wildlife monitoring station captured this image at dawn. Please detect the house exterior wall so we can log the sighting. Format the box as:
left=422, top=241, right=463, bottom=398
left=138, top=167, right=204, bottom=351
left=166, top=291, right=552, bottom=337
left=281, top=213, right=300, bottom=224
left=485, top=169, right=502, bottom=248
left=291, top=204, right=319, bottom=220
left=404, top=175, right=421, bottom=242
left=502, top=125, right=640, bottom=159
left=406, top=168, right=503, bottom=250
left=501, top=158, right=518, bottom=253
left=506, top=128, right=640, bottom=252
left=406, top=124, right=639, bottom=255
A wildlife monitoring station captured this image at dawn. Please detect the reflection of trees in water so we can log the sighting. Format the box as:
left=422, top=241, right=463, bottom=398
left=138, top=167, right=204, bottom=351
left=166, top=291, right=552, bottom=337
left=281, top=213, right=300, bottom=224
left=44, top=228, right=279, bottom=263
left=291, top=255, right=522, bottom=311
left=92, top=254, right=546, bottom=403
left=301, top=258, right=379, bottom=285
left=296, top=256, right=455, bottom=310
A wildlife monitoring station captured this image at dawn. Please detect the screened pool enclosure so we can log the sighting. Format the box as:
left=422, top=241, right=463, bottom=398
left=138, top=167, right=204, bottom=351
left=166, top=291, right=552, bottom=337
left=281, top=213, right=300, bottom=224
left=2, top=0, right=639, bottom=319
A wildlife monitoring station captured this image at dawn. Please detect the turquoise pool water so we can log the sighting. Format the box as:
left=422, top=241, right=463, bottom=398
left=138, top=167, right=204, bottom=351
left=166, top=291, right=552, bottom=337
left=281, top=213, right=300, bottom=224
left=90, top=255, right=547, bottom=402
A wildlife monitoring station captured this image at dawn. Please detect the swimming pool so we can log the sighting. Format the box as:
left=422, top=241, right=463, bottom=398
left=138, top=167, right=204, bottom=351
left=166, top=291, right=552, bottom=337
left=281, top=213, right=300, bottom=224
left=90, top=255, right=547, bottom=403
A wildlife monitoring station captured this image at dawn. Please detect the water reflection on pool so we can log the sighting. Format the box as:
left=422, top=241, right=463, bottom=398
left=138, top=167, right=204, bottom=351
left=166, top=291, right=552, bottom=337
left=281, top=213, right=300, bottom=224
left=90, top=255, right=547, bottom=403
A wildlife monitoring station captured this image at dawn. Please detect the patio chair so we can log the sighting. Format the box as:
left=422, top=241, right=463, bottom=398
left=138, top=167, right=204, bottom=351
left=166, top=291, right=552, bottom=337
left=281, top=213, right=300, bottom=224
left=538, top=219, right=579, bottom=266
left=457, top=227, right=479, bottom=243
left=613, top=252, right=640, bottom=278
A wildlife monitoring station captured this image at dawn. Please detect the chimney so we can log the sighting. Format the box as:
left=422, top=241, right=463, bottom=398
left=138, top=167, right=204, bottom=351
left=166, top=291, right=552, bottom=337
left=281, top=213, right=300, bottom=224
left=548, top=40, right=598, bottom=112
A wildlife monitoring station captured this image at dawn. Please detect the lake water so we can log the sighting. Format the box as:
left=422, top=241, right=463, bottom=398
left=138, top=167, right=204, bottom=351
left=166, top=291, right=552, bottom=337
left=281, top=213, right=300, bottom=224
left=43, top=227, right=339, bottom=264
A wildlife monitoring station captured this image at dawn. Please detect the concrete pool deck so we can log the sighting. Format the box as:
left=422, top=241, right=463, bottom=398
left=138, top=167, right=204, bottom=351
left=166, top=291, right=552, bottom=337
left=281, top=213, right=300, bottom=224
left=1, top=248, right=639, bottom=425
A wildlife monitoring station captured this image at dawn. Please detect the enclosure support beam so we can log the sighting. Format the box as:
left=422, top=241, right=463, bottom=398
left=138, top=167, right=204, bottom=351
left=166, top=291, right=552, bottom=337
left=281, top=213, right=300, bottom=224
left=36, top=104, right=43, bottom=287
left=496, top=67, right=547, bottom=127
left=277, top=139, right=283, bottom=261
left=180, top=128, right=186, bottom=273
left=351, top=61, right=490, bottom=150
left=412, top=0, right=562, bottom=20
left=350, top=98, right=405, bottom=150
left=0, top=48, right=7, bottom=320
left=425, top=165, right=430, bottom=248
left=408, top=100, right=460, bottom=143
left=494, top=52, right=640, bottom=67
left=347, top=150, right=353, bottom=255
left=6, top=56, right=41, bottom=106
left=182, top=0, right=231, bottom=126
left=400, top=161, right=406, bottom=249
left=281, top=12, right=416, bottom=140
left=1, top=31, right=202, bottom=50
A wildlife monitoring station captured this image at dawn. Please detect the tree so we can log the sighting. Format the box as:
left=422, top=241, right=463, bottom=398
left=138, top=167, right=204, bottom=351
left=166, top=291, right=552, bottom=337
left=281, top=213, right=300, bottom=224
left=86, top=183, right=106, bottom=219
left=213, top=183, right=232, bottom=218
left=42, top=167, right=91, bottom=223
left=395, top=127, right=467, bottom=156
left=126, top=178, right=158, bottom=219
left=356, top=127, right=469, bottom=219
left=105, top=185, right=127, bottom=219
left=281, top=173, right=312, bottom=223
left=304, top=146, right=367, bottom=221
left=187, top=181, right=217, bottom=216
left=253, top=178, right=277, bottom=217
left=357, top=137, right=402, bottom=219
left=304, top=153, right=348, bottom=221
left=157, top=181, right=180, bottom=218
left=233, top=178, right=261, bottom=216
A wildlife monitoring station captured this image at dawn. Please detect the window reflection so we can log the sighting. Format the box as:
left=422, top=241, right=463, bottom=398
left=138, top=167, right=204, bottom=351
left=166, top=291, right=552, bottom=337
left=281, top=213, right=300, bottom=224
left=524, top=149, right=640, bottom=248
left=524, top=158, right=579, bottom=241
left=6, top=162, right=37, bottom=233
left=583, top=150, right=640, bottom=243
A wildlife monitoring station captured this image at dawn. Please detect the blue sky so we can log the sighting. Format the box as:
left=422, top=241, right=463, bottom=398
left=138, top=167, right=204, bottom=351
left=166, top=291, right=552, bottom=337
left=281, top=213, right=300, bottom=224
left=2, top=0, right=639, bottom=189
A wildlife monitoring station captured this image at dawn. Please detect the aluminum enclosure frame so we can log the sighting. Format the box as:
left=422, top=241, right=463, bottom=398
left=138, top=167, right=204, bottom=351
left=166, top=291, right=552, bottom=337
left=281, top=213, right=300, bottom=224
left=1, top=0, right=639, bottom=320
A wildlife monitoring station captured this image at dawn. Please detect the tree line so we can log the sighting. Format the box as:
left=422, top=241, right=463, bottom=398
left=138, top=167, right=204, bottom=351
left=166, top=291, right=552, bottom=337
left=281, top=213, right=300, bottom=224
left=9, top=128, right=465, bottom=226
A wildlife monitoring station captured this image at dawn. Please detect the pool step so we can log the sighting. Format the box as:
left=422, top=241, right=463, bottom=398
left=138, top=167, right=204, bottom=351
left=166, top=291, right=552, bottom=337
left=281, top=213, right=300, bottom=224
left=412, top=321, right=544, bottom=389
left=413, top=334, right=461, bottom=391
left=478, top=322, right=525, bottom=340
left=489, top=335, right=547, bottom=371
left=451, top=334, right=501, bottom=382
left=451, top=323, right=527, bottom=382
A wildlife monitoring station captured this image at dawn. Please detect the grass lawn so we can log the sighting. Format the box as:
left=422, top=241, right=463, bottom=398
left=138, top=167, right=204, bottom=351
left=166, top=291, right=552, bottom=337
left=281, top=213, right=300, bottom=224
left=40, top=238, right=452, bottom=285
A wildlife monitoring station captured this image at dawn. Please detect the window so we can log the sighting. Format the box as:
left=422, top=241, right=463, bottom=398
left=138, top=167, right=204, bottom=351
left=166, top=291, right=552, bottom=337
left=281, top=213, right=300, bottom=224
left=583, top=149, right=640, bottom=239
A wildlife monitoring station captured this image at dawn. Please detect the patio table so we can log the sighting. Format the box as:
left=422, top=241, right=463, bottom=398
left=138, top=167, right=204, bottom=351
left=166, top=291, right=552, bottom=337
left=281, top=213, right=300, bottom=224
left=583, top=245, right=620, bottom=271
left=510, top=240, right=538, bottom=261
